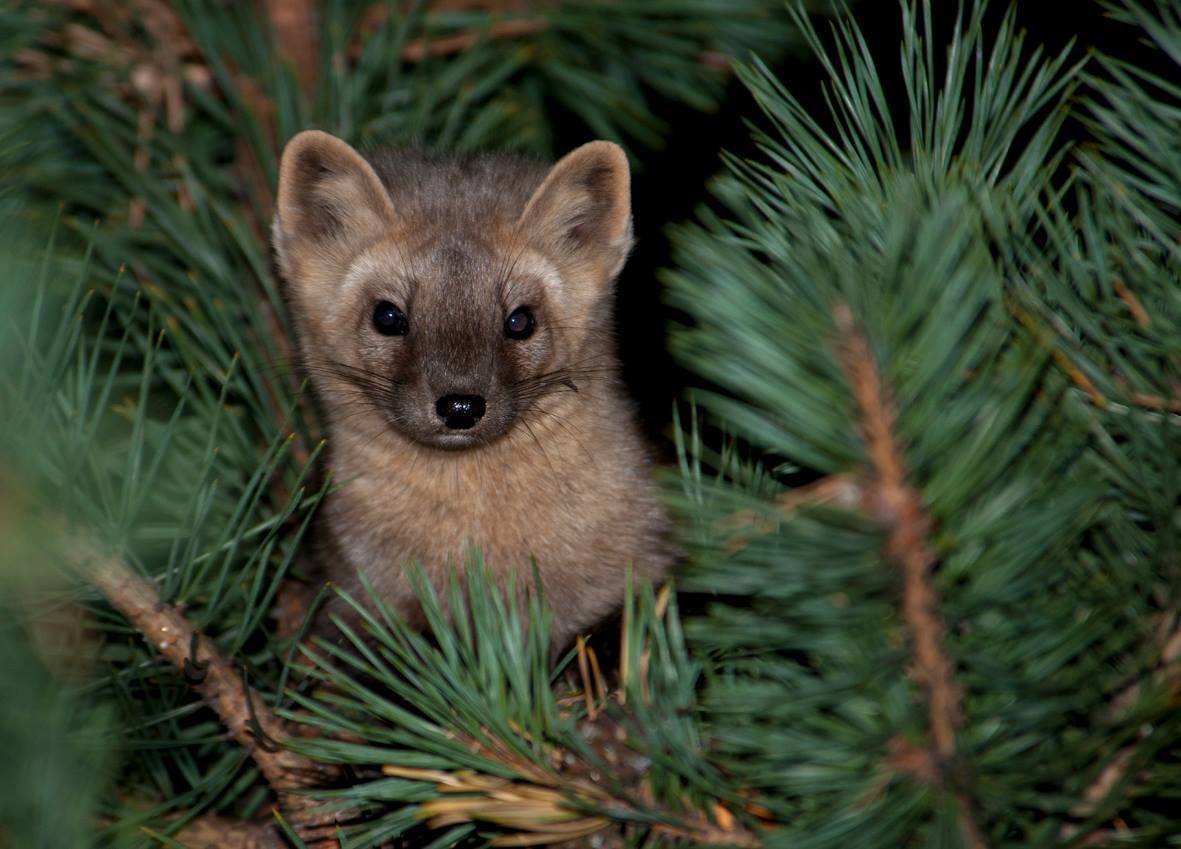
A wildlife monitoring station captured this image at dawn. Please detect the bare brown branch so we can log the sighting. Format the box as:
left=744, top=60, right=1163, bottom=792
left=168, top=812, right=288, bottom=849
left=834, top=303, right=962, bottom=758
left=719, top=473, right=862, bottom=554
left=427, top=0, right=531, bottom=10
left=1010, top=302, right=1107, bottom=408
left=80, top=548, right=337, bottom=837
left=1126, top=390, right=1181, bottom=414
left=386, top=764, right=762, bottom=848
left=359, top=2, right=727, bottom=70
left=381, top=684, right=766, bottom=849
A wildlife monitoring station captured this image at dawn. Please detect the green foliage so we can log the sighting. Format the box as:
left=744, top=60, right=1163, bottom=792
left=2, top=0, right=1180, bottom=847
left=664, top=1, right=1181, bottom=846
left=0, top=1, right=828, bottom=847
left=279, top=567, right=711, bottom=848
left=0, top=215, right=328, bottom=845
left=0, top=622, right=118, bottom=849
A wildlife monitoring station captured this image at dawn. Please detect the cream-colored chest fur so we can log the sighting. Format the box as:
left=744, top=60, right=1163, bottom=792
left=321, top=394, right=669, bottom=645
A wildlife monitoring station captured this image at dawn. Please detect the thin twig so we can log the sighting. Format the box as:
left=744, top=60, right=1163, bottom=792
left=834, top=303, right=985, bottom=849
left=835, top=304, right=962, bottom=757
left=576, top=636, right=597, bottom=721
left=387, top=763, right=762, bottom=848
left=719, top=473, right=862, bottom=554
left=1009, top=301, right=1107, bottom=408
left=1112, top=278, right=1150, bottom=329
left=435, top=719, right=764, bottom=847
left=586, top=643, right=607, bottom=706
left=1127, top=391, right=1181, bottom=414
left=401, top=18, right=549, bottom=62
left=1109, top=609, right=1181, bottom=718
left=360, top=2, right=729, bottom=69
left=427, top=0, right=531, bottom=10
left=161, top=812, right=288, bottom=849
left=1009, top=292, right=1181, bottom=416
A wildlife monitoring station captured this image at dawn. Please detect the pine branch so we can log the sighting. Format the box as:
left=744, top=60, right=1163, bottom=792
left=718, top=474, right=862, bottom=555
left=7, top=0, right=1179, bottom=845
left=1125, top=390, right=1181, bottom=414
left=834, top=304, right=962, bottom=761
left=664, top=6, right=1178, bottom=846
left=271, top=574, right=749, bottom=848
left=80, top=544, right=338, bottom=841
left=1112, top=278, right=1151, bottom=330
left=386, top=755, right=761, bottom=848
left=833, top=303, right=985, bottom=849
left=1066, top=610, right=1181, bottom=827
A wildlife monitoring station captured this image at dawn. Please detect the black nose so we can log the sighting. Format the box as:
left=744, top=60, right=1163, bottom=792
left=435, top=394, right=486, bottom=430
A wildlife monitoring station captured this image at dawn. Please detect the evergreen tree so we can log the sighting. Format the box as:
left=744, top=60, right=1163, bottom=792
left=2, top=1, right=1179, bottom=848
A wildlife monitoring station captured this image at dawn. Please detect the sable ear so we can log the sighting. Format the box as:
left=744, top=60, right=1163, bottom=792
left=518, top=141, right=633, bottom=281
left=273, top=130, right=395, bottom=278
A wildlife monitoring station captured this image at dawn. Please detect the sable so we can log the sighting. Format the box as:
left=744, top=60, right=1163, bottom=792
left=273, top=131, right=671, bottom=654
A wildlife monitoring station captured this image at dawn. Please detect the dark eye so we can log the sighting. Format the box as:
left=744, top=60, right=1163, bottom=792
left=504, top=306, right=534, bottom=340
left=372, top=301, right=408, bottom=336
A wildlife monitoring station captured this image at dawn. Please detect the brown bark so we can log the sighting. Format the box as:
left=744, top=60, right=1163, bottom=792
left=81, top=548, right=338, bottom=838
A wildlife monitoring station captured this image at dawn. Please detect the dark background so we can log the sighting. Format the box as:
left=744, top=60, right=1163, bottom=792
left=603, top=0, right=1170, bottom=441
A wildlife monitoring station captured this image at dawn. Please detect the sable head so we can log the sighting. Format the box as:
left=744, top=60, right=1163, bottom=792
left=273, top=130, right=633, bottom=450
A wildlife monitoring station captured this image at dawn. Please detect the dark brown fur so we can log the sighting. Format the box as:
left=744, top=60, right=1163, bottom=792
left=273, top=131, right=671, bottom=652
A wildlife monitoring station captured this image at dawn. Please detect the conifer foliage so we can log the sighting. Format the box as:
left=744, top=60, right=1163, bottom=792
left=1, top=1, right=1180, bottom=848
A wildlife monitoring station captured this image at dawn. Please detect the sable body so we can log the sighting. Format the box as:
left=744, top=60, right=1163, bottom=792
left=273, top=133, right=670, bottom=651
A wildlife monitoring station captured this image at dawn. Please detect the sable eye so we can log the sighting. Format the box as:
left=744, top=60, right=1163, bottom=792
left=504, top=306, right=534, bottom=340
left=372, top=301, right=408, bottom=336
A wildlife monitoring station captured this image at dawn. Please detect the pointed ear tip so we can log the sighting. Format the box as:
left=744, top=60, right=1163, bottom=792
left=557, top=140, right=629, bottom=176
left=581, top=140, right=629, bottom=169
left=279, top=131, right=320, bottom=186
left=282, top=129, right=330, bottom=156
left=278, top=129, right=360, bottom=175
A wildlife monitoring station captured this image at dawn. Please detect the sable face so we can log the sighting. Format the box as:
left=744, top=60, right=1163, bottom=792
left=272, top=132, right=633, bottom=452
left=324, top=233, right=563, bottom=450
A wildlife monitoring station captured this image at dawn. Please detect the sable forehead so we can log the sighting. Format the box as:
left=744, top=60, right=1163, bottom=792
left=369, top=149, right=547, bottom=223
left=345, top=234, right=489, bottom=293
left=424, top=235, right=498, bottom=289
left=407, top=238, right=502, bottom=330
left=348, top=230, right=561, bottom=314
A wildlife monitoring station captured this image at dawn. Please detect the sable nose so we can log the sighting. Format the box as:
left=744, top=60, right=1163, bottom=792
left=435, top=394, right=486, bottom=430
